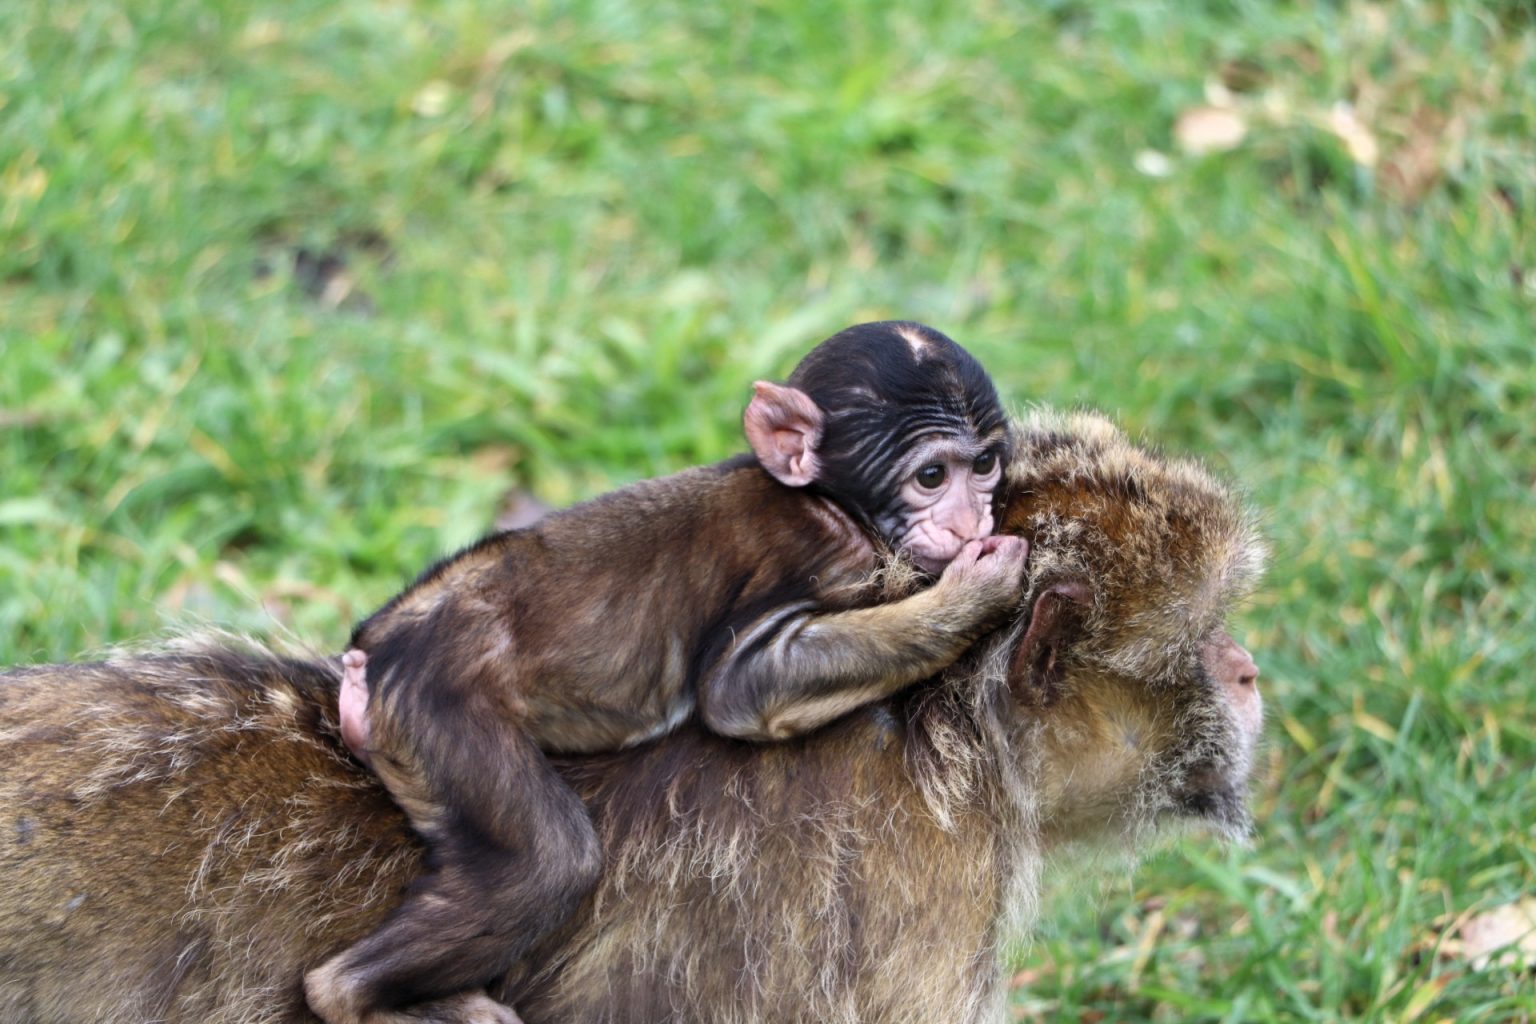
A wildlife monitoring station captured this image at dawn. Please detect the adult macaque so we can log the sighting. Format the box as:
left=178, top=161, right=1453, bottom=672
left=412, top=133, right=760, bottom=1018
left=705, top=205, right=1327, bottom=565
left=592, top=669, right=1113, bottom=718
left=315, top=322, right=1025, bottom=1024
left=0, top=409, right=1265, bottom=1024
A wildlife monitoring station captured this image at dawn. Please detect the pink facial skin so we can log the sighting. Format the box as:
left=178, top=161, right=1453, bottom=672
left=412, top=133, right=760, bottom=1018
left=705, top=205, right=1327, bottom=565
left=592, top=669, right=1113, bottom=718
left=897, top=444, right=1004, bottom=574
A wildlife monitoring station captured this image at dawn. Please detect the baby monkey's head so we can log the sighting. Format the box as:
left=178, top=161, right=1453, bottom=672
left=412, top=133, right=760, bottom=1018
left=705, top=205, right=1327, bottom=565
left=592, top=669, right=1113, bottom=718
left=744, top=321, right=1009, bottom=574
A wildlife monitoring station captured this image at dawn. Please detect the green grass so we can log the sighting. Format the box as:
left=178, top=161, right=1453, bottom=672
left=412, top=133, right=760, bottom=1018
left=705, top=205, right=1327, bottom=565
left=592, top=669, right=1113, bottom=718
left=2, top=0, right=1533, bottom=1019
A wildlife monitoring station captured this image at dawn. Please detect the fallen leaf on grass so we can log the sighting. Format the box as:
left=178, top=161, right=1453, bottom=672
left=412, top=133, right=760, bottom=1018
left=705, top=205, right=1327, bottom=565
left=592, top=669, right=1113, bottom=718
left=1174, top=107, right=1247, bottom=155
left=1452, top=898, right=1536, bottom=971
left=412, top=80, right=453, bottom=118
left=1379, top=108, right=1456, bottom=203
left=0, top=408, right=52, bottom=429
left=1328, top=102, right=1380, bottom=168
left=1133, top=149, right=1174, bottom=178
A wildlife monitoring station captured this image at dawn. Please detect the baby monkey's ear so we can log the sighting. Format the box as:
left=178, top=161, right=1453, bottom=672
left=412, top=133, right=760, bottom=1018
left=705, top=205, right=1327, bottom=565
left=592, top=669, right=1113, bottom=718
left=744, top=381, right=825, bottom=487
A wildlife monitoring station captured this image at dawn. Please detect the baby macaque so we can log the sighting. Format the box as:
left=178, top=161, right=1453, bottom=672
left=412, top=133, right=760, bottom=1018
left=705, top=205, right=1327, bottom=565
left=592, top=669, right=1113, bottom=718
left=307, top=321, right=1028, bottom=1024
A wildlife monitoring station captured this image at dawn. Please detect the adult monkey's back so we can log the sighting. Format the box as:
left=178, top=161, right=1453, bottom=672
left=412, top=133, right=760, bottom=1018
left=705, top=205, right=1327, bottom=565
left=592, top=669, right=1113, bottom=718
left=0, top=410, right=1267, bottom=1024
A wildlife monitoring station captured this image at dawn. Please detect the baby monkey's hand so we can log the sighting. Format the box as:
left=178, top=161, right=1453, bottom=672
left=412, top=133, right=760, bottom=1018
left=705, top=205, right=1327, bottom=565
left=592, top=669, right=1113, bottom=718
left=935, top=535, right=1029, bottom=614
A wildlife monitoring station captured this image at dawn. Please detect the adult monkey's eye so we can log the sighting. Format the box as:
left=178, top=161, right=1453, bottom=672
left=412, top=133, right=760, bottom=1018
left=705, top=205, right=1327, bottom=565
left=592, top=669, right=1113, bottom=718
left=915, top=464, right=947, bottom=490
left=973, top=451, right=998, bottom=475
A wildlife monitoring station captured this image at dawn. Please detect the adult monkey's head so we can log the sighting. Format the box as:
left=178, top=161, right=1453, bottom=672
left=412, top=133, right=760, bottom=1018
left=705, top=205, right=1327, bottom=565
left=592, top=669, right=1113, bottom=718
left=744, top=321, right=1011, bottom=575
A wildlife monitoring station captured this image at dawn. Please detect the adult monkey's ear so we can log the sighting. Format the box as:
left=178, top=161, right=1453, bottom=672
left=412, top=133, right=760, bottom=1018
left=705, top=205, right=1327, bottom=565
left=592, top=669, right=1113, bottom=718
left=744, top=381, right=824, bottom=487
left=1009, top=580, right=1093, bottom=704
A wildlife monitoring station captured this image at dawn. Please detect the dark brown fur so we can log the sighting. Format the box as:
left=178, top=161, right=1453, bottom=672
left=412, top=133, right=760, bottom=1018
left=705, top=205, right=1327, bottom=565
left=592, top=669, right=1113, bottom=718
left=0, top=410, right=1265, bottom=1024
left=320, top=323, right=1020, bottom=1022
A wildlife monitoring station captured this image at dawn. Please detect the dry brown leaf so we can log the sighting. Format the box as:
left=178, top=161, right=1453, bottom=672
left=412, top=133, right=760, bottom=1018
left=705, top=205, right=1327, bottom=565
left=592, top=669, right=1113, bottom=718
left=1455, top=899, right=1536, bottom=971
left=1328, top=102, right=1380, bottom=168
left=1174, top=107, right=1247, bottom=155
left=1381, top=110, right=1461, bottom=205
left=0, top=408, right=50, bottom=429
left=470, top=445, right=521, bottom=476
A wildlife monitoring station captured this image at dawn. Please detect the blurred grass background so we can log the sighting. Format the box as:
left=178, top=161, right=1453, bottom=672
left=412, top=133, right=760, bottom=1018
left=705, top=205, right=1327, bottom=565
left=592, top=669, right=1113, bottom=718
left=1, top=0, right=1533, bottom=1019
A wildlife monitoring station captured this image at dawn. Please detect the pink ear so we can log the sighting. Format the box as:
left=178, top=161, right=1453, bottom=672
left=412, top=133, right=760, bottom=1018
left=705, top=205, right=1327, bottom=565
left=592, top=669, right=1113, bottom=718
left=743, top=381, right=824, bottom=487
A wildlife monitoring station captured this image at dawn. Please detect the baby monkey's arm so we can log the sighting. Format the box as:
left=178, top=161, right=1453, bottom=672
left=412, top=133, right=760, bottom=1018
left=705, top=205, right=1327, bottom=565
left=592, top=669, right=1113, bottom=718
left=699, top=535, right=1028, bottom=741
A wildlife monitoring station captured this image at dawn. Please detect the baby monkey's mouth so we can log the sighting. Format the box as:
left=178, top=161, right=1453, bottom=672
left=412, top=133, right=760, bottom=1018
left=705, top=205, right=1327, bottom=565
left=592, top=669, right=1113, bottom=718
left=898, top=526, right=973, bottom=576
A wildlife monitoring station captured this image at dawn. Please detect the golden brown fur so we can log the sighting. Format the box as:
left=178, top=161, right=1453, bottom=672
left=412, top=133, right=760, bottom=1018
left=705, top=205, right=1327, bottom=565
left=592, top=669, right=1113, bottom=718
left=0, top=409, right=1265, bottom=1024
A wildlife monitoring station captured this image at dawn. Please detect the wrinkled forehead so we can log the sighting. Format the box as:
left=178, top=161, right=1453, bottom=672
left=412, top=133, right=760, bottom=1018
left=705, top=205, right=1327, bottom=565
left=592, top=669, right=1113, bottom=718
left=900, top=385, right=1008, bottom=437
left=897, top=426, right=1010, bottom=466
left=823, top=397, right=1007, bottom=471
left=824, top=364, right=1007, bottom=441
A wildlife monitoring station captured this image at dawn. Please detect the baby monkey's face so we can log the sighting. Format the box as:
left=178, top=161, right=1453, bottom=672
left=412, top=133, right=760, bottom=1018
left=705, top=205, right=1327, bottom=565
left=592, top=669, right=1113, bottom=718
left=890, top=437, right=1006, bottom=574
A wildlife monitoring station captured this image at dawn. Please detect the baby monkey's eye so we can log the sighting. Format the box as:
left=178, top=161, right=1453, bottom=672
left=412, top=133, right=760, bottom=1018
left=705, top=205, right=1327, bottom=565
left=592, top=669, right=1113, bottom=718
left=915, top=464, right=947, bottom=490
left=973, top=451, right=998, bottom=476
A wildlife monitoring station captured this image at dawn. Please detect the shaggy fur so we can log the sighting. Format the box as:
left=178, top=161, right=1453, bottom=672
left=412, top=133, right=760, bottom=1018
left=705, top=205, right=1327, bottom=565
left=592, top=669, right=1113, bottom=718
left=0, top=409, right=1264, bottom=1024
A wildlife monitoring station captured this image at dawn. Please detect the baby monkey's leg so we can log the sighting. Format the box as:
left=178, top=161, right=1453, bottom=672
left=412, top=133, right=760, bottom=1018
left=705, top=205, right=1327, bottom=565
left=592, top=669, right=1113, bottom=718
left=309, top=678, right=604, bottom=1024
